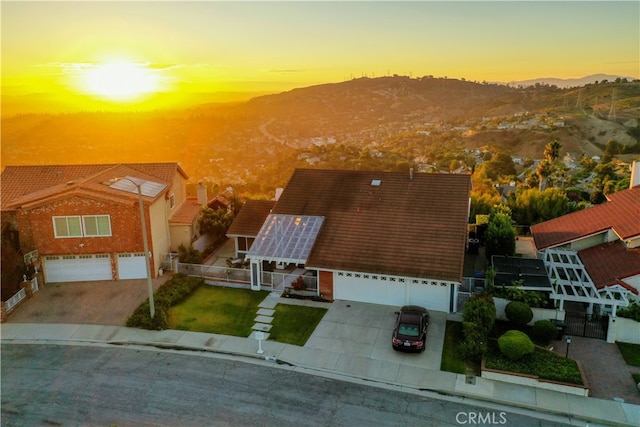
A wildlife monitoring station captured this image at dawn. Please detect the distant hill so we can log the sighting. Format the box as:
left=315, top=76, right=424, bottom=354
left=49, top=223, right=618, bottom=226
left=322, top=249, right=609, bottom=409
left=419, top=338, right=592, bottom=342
left=507, top=74, right=636, bottom=88
left=2, top=76, right=638, bottom=191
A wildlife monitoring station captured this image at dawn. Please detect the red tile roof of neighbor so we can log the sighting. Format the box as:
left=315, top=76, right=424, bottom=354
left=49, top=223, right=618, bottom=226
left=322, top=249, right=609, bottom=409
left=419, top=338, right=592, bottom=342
left=1, top=163, right=187, bottom=211
left=531, top=186, right=640, bottom=250
left=169, top=198, right=203, bottom=225
left=226, top=200, right=276, bottom=237
left=579, top=241, right=640, bottom=295
left=271, top=169, right=472, bottom=282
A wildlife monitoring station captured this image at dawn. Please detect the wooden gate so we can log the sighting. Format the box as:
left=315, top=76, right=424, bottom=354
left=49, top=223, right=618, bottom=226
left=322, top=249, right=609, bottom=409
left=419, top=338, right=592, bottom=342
left=564, top=311, right=609, bottom=339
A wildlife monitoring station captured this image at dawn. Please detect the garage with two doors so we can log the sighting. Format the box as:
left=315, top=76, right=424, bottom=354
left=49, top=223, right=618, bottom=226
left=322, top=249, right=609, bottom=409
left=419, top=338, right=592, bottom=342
left=43, top=253, right=147, bottom=283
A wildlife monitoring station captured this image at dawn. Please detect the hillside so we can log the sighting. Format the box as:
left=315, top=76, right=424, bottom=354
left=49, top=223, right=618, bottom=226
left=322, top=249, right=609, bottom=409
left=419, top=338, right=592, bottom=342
left=2, top=76, right=638, bottom=195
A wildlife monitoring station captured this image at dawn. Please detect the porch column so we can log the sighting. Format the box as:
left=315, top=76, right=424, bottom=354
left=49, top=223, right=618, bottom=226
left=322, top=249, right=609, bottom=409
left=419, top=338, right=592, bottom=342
left=586, top=302, right=594, bottom=315
left=250, top=259, right=262, bottom=291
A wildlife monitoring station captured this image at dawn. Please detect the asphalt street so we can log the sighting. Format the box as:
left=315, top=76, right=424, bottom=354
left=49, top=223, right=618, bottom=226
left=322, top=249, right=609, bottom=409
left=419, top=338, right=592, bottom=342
left=1, top=344, right=572, bottom=427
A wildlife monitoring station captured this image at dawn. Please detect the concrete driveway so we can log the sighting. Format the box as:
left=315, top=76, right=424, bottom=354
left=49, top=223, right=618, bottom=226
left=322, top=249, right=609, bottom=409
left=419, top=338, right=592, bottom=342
left=5, top=274, right=171, bottom=326
left=304, top=300, right=445, bottom=370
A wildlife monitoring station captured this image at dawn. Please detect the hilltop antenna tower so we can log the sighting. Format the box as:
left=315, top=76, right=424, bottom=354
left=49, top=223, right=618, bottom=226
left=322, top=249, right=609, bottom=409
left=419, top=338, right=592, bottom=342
left=608, top=89, right=617, bottom=121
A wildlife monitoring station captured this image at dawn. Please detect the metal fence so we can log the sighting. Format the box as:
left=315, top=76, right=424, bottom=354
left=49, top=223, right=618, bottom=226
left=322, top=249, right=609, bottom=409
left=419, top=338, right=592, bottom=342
left=456, top=276, right=486, bottom=313
left=177, top=263, right=318, bottom=293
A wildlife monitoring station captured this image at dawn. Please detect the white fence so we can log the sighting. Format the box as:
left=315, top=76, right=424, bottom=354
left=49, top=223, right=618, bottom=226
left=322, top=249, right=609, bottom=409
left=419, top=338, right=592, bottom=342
left=4, top=277, right=39, bottom=314
left=177, top=263, right=318, bottom=293
left=5, top=288, right=27, bottom=313
left=607, top=316, right=640, bottom=344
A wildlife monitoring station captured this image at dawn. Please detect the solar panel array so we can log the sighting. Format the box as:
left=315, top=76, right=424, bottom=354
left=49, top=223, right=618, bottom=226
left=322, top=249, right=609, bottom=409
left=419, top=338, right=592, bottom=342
left=248, top=214, right=324, bottom=264
left=109, top=176, right=166, bottom=198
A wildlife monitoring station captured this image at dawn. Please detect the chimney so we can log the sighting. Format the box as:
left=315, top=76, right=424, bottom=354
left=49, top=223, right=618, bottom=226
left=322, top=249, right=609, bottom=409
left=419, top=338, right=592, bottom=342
left=631, top=160, right=640, bottom=189
left=409, top=168, right=414, bottom=181
left=197, top=182, right=208, bottom=205
left=275, top=187, right=284, bottom=201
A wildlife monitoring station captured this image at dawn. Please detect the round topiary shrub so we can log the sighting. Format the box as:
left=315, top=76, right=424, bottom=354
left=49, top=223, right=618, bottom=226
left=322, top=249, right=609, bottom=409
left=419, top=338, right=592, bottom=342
left=498, top=330, right=535, bottom=360
left=531, top=319, right=559, bottom=344
left=505, top=301, right=533, bottom=326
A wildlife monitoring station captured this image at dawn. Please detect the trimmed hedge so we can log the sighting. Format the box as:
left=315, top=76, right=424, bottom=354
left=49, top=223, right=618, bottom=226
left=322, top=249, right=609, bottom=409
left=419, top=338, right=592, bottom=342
left=531, top=320, right=559, bottom=345
left=505, top=301, right=533, bottom=326
left=498, top=330, right=534, bottom=361
left=126, top=274, right=204, bottom=330
left=485, top=342, right=583, bottom=385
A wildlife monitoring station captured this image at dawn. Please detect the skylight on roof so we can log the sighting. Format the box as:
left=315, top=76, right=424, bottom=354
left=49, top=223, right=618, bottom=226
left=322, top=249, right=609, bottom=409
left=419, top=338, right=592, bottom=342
left=371, top=179, right=382, bottom=186
left=248, top=214, right=324, bottom=264
left=109, top=176, right=166, bottom=198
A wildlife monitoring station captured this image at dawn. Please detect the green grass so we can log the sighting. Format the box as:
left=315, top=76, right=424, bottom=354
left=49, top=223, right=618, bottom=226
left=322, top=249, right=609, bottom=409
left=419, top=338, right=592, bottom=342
left=268, top=304, right=327, bottom=346
left=484, top=342, right=583, bottom=385
left=441, top=321, right=466, bottom=374
left=616, top=341, right=640, bottom=367
left=168, top=286, right=269, bottom=336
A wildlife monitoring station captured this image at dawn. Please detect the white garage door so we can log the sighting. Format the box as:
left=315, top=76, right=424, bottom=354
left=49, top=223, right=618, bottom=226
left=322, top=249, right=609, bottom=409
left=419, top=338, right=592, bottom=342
left=44, top=254, right=112, bottom=283
left=117, top=253, right=147, bottom=280
left=333, top=272, right=452, bottom=312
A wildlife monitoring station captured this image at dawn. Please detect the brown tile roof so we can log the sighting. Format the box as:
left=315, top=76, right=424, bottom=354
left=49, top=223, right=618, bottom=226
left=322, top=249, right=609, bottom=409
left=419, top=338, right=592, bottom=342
left=227, top=200, right=276, bottom=237
left=531, top=186, right=640, bottom=250
left=578, top=241, right=640, bottom=295
left=169, top=198, right=202, bottom=225
left=271, top=169, right=472, bottom=281
left=1, top=163, right=187, bottom=211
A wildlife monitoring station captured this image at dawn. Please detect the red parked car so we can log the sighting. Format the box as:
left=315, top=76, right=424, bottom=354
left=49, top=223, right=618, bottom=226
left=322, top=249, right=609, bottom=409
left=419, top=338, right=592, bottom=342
left=392, top=305, right=429, bottom=353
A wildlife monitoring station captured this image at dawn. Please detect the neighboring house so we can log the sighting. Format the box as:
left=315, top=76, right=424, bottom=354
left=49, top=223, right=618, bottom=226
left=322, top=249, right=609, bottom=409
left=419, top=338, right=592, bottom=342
left=0, top=163, right=195, bottom=283
left=230, top=168, right=472, bottom=313
left=531, top=181, right=640, bottom=316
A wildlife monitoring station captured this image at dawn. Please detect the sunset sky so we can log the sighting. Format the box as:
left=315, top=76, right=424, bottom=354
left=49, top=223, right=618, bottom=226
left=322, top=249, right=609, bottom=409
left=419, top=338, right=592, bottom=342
left=2, top=1, right=639, bottom=114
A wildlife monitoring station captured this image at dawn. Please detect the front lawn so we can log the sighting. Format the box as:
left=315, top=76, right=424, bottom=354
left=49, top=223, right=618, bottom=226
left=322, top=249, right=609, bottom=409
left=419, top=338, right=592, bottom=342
left=440, top=321, right=467, bottom=374
left=168, top=286, right=269, bottom=336
left=268, top=304, right=327, bottom=346
left=616, top=342, right=640, bottom=367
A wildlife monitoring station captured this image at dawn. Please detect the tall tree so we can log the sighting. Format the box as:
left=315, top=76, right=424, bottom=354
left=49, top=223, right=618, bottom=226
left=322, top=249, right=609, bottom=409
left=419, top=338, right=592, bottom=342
left=199, top=207, right=233, bottom=244
left=484, top=208, right=516, bottom=260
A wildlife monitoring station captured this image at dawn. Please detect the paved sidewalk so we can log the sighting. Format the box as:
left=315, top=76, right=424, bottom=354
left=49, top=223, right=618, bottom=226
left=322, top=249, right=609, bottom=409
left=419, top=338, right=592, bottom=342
left=2, top=322, right=638, bottom=426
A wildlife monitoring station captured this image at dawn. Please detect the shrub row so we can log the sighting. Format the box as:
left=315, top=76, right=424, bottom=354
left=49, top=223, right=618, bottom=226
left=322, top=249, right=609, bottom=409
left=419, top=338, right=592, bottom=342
left=617, top=301, right=640, bottom=322
left=126, top=274, right=204, bottom=330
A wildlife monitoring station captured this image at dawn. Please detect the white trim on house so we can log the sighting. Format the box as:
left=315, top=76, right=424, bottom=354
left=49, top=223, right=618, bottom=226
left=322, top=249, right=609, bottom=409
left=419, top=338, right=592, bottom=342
left=542, top=248, right=630, bottom=316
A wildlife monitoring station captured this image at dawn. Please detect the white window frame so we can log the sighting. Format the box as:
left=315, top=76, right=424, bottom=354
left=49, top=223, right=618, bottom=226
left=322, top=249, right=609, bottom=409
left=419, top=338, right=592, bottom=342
left=82, top=215, right=112, bottom=237
left=53, top=216, right=82, bottom=238
left=53, top=215, right=112, bottom=238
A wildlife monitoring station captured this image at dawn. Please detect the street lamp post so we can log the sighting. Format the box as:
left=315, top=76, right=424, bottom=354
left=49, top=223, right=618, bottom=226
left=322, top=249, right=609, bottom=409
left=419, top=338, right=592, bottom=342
left=112, top=177, right=155, bottom=318
left=565, top=336, right=572, bottom=358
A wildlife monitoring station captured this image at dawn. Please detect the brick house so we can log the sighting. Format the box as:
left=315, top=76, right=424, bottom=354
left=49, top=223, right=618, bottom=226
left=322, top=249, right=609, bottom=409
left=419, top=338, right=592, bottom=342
left=229, top=168, right=472, bottom=312
left=1, top=163, right=196, bottom=283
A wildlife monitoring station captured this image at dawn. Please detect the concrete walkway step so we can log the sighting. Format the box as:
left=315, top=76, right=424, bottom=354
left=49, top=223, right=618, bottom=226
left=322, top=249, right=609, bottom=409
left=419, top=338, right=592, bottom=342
left=254, top=315, right=273, bottom=324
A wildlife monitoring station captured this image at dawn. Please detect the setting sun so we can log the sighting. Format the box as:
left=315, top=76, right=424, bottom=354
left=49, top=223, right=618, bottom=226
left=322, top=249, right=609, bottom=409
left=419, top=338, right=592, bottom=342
left=80, top=62, right=160, bottom=101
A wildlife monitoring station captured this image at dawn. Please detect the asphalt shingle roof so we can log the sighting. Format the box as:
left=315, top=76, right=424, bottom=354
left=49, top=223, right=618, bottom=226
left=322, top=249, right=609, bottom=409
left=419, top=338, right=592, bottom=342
left=1, top=163, right=187, bottom=211
left=531, top=186, right=640, bottom=250
left=226, top=200, right=276, bottom=237
left=270, top=169, right=471, bottom=281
